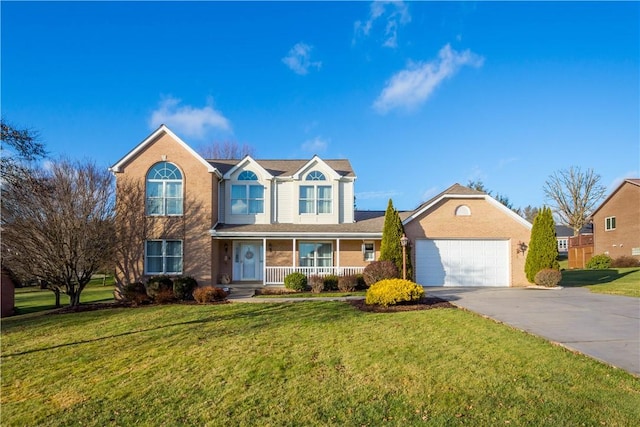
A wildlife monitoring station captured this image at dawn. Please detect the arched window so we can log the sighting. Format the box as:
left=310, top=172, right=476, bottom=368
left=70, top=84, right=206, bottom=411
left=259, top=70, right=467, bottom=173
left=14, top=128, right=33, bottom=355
left=306, top=171, right=326, bottom=181
left=238, top=170, right=258, bottom=181
left=455, top=205, right=471, bottom=216
left=232, top=170, right=264, bottom=214
left=146, top=162, right=183, bottom=215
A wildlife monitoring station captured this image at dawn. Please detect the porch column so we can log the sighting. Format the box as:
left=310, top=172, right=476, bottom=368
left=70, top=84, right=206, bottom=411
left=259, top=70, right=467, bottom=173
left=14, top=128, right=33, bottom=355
left=262, top=238, right=267, bottom=285
left=292, top=238, right=297, bottom=267
left=336, top=238, right=341, bottom=275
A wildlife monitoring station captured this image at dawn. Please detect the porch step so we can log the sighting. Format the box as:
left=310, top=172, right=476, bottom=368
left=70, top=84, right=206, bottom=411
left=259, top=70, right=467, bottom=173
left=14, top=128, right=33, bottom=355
left=224, top=282, right=263, bottom=299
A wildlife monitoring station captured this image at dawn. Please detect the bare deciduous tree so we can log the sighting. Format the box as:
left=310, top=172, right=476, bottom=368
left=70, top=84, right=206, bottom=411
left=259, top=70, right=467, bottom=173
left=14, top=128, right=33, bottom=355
left=1, top=120, right=47, bottom=185
left=543, top=166, right=607, bottom=236
left=1, top=159, right=115, bottom=307
left=514, top=205, right=540, bottom=223
left=197, top=140, right=255, bottom=159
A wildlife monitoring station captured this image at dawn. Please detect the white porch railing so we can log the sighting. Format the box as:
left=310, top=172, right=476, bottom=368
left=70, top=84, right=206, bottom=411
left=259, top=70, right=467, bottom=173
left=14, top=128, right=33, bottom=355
left=265, top=266, right=366, bottom=285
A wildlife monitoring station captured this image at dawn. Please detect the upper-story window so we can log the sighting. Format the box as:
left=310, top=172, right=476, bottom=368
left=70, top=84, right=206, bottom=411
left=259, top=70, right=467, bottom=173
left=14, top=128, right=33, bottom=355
left=455, top=205, right=471, bottom=216
left=146, top=162, right=183, bottom=216
left=232, top=170, right=264, bottom=214
left=300, top=171, right=331, bottom=214
left=605, top=216, right=616, bottom=231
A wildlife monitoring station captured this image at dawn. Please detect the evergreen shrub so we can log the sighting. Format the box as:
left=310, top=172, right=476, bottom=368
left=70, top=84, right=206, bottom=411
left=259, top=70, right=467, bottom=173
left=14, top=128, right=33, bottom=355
left=365, top=279, right=424, bottom=307
left=145, top=275, right=174, bottom=299
left=363, top=260, right=399, bottom=287
left=586, top=254, right=612, bottom=270
left=323, top=274, right=339, bottom=291
left=173, top=276, right=198, bottom=300
left=525, top=207, right=559, bottom=282
left=534, top=268, right=562, bottom=287
left=123, top=282, right=149, bottom=305
left=284, top=272, right=307, bottom=291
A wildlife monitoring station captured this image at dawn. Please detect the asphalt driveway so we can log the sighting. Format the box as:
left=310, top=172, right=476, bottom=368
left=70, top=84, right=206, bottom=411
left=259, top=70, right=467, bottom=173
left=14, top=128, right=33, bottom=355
left=427, top=286, right=640, bottom=376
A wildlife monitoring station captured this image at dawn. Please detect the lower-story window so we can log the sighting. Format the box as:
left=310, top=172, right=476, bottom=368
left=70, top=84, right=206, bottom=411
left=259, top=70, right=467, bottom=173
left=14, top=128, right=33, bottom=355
left=299, top=242, right=332, bottom=267
left=146, top=240, right=183, bottom=275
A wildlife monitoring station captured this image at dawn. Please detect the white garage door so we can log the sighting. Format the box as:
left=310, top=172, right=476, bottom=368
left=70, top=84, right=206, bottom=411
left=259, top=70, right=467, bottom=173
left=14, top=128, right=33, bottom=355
left=416, top=239, right=510, bottom=287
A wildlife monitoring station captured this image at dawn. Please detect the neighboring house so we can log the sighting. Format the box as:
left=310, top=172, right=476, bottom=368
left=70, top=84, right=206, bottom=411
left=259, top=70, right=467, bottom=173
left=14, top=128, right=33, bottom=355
left=111, top=126, right=532, bottom=288
left=402, top=184, right=532, bottom=287
left=110, top=125, right=382, bottom=287
left=556, top=224, right=593, bottom=254
left=590, top=179, right=640, bottom=260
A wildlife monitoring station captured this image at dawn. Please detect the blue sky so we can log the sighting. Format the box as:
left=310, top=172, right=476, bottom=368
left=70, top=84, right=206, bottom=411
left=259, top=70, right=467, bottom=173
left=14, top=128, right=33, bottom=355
left=2, top=1, right=638, bottom=212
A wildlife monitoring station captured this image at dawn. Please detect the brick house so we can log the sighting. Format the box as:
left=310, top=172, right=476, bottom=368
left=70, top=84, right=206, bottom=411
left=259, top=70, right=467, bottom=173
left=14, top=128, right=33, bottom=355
left=111, top=126, right=531, bottom=288
left=591, top=179, right=640, bottom=260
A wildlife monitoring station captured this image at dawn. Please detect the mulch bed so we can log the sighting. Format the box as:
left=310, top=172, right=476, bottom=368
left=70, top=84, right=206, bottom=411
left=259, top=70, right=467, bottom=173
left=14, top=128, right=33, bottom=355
left=348, top=296, right=455, bottom=313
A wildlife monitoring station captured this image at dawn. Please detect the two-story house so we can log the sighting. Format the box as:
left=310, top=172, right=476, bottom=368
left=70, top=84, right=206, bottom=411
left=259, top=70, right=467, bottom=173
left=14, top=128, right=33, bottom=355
left=111, top=125, right=532, bottom=288
left=591, top=178, right=640, bottom=260
left=110, top=125, right=383, bottom=287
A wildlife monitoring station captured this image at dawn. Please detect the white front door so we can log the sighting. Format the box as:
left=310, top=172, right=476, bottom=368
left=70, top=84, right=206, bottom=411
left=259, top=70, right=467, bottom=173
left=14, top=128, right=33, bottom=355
left=235, top=243, right=263, bottom=281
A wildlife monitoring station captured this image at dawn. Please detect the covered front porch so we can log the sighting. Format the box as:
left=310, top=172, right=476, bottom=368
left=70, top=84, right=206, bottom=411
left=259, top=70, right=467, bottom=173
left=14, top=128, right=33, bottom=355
left=214, top=236, right=379, bottom=286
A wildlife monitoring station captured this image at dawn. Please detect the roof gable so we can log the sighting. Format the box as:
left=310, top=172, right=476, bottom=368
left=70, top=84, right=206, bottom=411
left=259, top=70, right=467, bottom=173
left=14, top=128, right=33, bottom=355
left=222, top=156, right=274, bottom=180
left=292, top=155, right=343, bottom=180
left=109, top=125, right=218, bottom=175
left=591, top=178, right=640, bottom=217
left=403, top=183, right=532, bottom=229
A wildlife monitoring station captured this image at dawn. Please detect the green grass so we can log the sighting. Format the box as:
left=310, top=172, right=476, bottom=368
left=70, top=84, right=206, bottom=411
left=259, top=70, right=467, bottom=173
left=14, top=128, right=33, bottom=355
left=561, top=268, right=640, bottom=297
left=2, top=302, right=639, bottom=426
left=257, top=290, right=367, bottom=298
left=14, top=277, right=116, bottom=315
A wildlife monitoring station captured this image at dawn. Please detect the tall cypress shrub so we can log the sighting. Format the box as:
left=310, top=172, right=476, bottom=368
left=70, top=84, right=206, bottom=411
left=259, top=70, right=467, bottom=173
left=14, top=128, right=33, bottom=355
left=525, top=206, right=560, bottom=282
left=379, top=199, right=413, bottom=279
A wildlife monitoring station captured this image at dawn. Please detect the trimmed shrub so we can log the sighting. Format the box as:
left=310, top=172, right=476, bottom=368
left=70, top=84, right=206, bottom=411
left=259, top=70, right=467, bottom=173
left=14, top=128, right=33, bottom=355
left=365, top=279, right=424, bottom=307
left=284, top=272, right=307, bottom=291
left=123, top=282, right=149, bottom=305
left=355, top=274, right=367, bottom=290
left=323, top=274, right=339, bottom=291
left=338, top=275, right=357, bottom=292
left=611, top=256, right=640, bottom=268
left=173, top=276, right=198, bottom=300
left=534, top=268, right=562, bottom=287
left=193, top=286, right=228, bottom=303
left=308, top=275, right=325, bottom=293
left=587, top=254, right=612, bottom=270
left=363, top=260, right=399, bottom=287
left=145, top=275, right=174, bottom=299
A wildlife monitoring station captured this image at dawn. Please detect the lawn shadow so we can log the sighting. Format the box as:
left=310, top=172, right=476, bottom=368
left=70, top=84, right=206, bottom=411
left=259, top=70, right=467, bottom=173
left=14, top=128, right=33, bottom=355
left=560, top=268, right=639, bottom=287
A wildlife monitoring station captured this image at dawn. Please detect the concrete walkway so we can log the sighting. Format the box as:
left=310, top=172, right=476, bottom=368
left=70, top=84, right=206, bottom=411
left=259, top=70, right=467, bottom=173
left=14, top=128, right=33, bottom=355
left=426, top=286, right=640, bottom=376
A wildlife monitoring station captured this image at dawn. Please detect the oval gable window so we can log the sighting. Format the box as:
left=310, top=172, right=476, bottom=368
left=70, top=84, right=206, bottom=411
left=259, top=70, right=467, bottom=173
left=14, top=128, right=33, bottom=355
left=455, top=205, right=471, bottom=216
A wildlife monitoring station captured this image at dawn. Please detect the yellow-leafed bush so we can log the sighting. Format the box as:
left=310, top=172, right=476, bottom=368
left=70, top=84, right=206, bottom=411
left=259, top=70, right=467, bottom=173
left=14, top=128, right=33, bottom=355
left=365, top=279, right=424, bottom=307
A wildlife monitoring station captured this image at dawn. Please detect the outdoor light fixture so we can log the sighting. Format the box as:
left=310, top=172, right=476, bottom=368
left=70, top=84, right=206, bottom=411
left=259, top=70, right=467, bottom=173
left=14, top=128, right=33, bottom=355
left=224, top=243, right=229, bottom=254
left=269, top=243, right=273, bottom=252
left=517, top=241, right=528, bottom=255
left=400, top=234, right=409, bottom=280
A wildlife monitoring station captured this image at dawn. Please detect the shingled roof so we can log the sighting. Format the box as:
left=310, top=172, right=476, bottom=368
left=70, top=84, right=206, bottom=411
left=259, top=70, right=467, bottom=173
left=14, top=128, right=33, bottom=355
left=207, top=159, right=356, bottom=178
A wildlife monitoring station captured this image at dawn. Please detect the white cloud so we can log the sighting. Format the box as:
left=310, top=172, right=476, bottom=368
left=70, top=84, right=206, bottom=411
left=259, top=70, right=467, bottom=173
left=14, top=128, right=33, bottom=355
left=354, top=1, right=411, bottom=48
left=373, top=44, right=484, bottom=114
left=301, top=136, right=329, bottom=153
left=149, top=96, right=231, bottom=139
left=420, top=187, right=439, bottom=202
left=498, top=157, right=518, bottom=168
left=282, top=42, right=322, bottom=75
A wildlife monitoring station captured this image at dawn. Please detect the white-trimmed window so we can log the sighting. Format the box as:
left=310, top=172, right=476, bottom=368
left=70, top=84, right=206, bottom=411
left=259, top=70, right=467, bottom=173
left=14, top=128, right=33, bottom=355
left=299, top=242, right=333, bottom=268
left=363, top=242, right=375, bottom=261
left=455, top=205, right=471, bottom=216
left=605, top=216, right=616, bottom=231
left=557, top=238, right=568, bottom=251
left=145, top=240, right=183, bottom=275
left=299, top=171, right=332, bottom=214
left=146, top=162, right=183, bottom=216
left=231, top=171, right=264, bottom=214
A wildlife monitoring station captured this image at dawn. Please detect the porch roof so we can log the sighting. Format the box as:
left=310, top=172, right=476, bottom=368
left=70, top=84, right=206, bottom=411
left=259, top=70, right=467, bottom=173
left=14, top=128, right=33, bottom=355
left=210, top=210, right=397, bottom=238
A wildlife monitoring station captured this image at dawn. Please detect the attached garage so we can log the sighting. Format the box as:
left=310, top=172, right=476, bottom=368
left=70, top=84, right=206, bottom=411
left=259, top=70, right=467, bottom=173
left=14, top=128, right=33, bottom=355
left=415, top=239, right=510, bottom=287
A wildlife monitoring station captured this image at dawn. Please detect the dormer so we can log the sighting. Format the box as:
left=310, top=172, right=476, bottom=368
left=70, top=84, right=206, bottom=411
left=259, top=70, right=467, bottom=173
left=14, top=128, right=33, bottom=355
left=223, top=156, right=273, bottom=224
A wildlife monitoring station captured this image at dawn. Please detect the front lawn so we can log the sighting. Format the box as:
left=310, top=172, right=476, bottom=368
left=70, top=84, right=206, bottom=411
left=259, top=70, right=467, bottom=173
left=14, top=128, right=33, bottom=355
left=14, top=277, right=116, bottom=315
left=561, top=268, right=640, bottom=297
left=2, top=302, right=639, bottom=426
